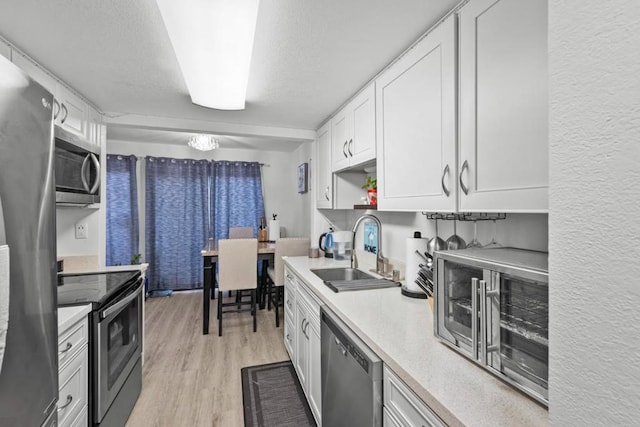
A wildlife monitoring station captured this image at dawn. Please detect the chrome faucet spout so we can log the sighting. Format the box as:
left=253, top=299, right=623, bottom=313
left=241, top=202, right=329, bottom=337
left=351, top=214, right=384, bottom=275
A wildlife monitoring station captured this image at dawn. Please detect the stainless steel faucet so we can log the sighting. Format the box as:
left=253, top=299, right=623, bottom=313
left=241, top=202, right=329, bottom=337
left=351, top=214, right=384, bottom=275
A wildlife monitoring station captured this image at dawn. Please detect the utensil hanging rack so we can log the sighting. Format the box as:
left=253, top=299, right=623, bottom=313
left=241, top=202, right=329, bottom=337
left=420, top=212, right=507, bottom=221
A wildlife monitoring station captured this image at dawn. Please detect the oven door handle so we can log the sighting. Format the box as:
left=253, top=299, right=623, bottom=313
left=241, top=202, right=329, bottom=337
left=100, top=279, right=143, bottom=320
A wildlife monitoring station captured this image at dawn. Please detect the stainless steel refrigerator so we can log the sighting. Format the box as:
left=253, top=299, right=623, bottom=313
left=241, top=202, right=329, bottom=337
left=0, top=55, right=58, bottom=425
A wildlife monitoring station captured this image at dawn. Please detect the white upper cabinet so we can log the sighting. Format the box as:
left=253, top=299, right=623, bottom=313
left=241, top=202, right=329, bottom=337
left=376, top=15, right=457, bottom=212
left=0, top=40, right=10, bottom=60
left=55, top=83, right=88, bottom=138
left=11, top=52, right=56, bottom=94
left=331, top=82, right=376, bottom=172
left=458, top=0, right=548, bottom=212
left=316, top=121, right=333, bottom=208
left=86, top=106, right=103, bottom=148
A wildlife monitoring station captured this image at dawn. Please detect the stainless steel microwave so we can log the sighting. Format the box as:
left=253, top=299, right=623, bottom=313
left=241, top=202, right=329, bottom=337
left=434, top=248, right=548, bottom=405
left=54, top=126, right=100, bottom=205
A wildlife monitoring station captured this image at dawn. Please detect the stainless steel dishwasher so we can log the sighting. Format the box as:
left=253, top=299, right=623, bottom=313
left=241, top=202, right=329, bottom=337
left=321, top=307, right=383, bottom=427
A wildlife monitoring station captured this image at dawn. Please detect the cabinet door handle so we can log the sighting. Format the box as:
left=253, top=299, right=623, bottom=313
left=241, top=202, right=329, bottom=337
left=301, top=318, right=306, bottom=333
left=342, top=141, right=348, bottom=158
left=286, top=298, right=292, bottom=309
left=347, top=139, right=353, bottom=156
left=441, top=164, right=451, bottom=197
left=459, top=160, right=470, bottom=195
left=58, top=342, right=73, bottom=355
left=325, top=186, right=330, bottom=201
left=57, top=395, right=73, bottom=411
left=286, top=333, right=291, bottom=343
left=60, top=103, right=69, bottom=124
left=53, top=99, right=60, bottom=120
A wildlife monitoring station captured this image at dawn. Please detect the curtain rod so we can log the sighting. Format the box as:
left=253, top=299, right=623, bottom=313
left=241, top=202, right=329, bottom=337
left=123, top=155, right=267, bottom=167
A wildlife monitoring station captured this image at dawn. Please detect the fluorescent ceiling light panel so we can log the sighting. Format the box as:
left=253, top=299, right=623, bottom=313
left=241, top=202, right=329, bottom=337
left=156, top=0, right=260, bottom=110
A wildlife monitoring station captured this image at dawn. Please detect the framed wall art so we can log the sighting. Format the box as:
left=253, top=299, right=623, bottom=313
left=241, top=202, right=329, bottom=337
left=297, top=162, right=308, bottom=193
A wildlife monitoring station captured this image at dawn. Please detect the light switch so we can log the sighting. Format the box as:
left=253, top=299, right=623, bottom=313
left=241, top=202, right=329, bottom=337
left=75, top=222, right=88, bottom=239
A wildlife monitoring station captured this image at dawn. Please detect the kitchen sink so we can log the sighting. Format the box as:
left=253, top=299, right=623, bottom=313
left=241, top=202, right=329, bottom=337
left=311, top=268, right=375, bottom=282
left=311, top=268, right=400, bottom=293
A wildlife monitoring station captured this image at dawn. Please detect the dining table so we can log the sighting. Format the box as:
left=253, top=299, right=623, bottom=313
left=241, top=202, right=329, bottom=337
left=201, top=240, right=276, bottom=335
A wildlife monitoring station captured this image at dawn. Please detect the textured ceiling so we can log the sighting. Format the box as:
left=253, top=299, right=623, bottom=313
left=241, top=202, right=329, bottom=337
left=0, top=0, right=459, bottom=141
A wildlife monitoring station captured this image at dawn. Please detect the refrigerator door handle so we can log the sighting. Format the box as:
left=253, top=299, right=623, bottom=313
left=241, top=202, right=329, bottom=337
left=0, top=194, right=5, bottom=246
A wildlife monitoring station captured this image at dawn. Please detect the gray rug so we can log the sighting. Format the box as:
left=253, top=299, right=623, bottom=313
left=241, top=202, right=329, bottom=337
left=241, top=361, right=316, bottom=427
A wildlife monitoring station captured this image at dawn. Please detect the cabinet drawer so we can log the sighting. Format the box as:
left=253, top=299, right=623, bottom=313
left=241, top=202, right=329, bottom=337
left=58, top=317, right=88, bottom=367
left=284, top=284, right=295, bottom=319
left=284, top=313, right=295, bottom=360
left=383, top=366, right=444, bottom=427
left=58, top=345, right=88, bottom=427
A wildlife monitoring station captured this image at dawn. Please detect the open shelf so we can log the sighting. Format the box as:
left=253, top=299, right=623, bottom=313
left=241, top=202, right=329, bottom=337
left=353, top=204, right=377, bottom=210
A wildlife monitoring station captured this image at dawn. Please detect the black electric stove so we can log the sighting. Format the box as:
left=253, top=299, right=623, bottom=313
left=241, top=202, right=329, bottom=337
left=57, top=270, right=141, bottom=309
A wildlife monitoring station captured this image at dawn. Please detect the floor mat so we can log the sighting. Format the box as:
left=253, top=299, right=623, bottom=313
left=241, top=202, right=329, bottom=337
left=241, top=360, right=316, bottom=427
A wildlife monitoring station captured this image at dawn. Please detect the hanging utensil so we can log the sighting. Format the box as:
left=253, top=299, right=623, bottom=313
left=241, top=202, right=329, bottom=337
left=427, top=218, right=445, bottom=255
left=445, top=219, right=466, bottom=250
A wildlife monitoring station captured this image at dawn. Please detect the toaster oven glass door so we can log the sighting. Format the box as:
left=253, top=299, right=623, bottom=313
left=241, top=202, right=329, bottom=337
left=485, top=272, right=548, bottom=401
left=436, top=260, right=488, bottom=360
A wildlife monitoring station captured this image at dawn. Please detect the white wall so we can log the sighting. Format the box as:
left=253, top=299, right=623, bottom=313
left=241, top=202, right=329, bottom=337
left=56, top=207, right=102, bottom=257
left=107, top=139, right=311, bottom=241
left=549, top=1, right=640, bottom=424
left=316, top=208, right=547, bottom=274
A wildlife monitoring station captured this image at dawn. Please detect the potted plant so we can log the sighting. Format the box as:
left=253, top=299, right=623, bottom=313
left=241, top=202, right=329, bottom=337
left=361, top=176, right=377, bottom=205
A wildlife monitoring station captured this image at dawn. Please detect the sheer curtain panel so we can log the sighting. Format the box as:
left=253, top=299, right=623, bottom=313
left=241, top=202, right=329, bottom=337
left=212, top=161, right=265, bottom=241
left=106, top=154, right=139, bottom=266
left=145, top=157, right=211, bottom=291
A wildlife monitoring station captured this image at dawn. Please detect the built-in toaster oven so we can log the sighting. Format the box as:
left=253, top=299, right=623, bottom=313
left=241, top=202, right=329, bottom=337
left=434, top=248, right=548, bottom=405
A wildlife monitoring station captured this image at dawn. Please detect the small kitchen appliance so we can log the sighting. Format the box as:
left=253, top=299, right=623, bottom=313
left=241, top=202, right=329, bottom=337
left=434, top=247, right=549, bottom=405
left=54, top=126, right=101, bottom=206
left=318, top=229, right=334, bottom=258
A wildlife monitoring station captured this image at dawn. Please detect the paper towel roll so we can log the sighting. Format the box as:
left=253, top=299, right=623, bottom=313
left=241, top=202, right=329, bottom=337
left=405, top=237, right=429, bottom=294
left=268, top=220, right=280, bottom=241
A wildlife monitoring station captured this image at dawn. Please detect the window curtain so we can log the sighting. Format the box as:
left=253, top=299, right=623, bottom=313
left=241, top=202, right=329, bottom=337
left=212, top=161, right=265, bottom=241
left=145, top=157, right=211, bottom=291
left=106, top=154, right=139, bottom=266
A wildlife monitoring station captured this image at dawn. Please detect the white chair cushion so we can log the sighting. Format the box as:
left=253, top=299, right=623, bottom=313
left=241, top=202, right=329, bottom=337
left=218, top=238, right=258, bottom=291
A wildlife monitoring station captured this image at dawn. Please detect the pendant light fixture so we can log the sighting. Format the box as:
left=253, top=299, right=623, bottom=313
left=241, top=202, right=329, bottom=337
left=188, top=134, right=220, bottom=151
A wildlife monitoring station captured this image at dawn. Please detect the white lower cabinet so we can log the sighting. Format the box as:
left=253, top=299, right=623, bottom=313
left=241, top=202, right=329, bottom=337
left=284, top=267, right=322, bottom=425
left=383, top=366, right=444, bottom=427
left=58, top=315, right=89, bottom=427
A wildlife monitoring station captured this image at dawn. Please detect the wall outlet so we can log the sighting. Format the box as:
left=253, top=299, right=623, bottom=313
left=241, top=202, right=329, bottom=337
left=75, top=222, right=88, bottom=239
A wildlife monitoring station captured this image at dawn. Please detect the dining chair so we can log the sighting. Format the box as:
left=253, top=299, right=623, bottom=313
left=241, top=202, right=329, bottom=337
left=228, top=227, right=254, bottom=239
left=217, top=238, right=258, bottom=336
left=267, top=237, right=310, bottom=327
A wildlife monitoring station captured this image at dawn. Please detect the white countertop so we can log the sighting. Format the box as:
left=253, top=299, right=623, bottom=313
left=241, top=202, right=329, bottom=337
left=284, top=256, right=548, bottom=427
left=62, top=263, right=149, bottom=275
left=58, top=304, right=91, bottom=334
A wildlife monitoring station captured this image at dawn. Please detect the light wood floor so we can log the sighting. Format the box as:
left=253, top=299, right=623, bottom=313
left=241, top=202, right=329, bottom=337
left=126, top=291, right=289, bottom=427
